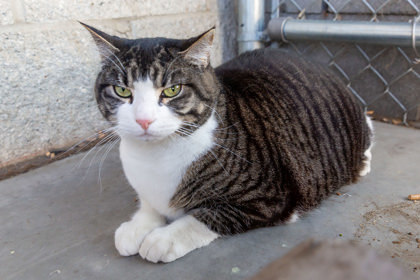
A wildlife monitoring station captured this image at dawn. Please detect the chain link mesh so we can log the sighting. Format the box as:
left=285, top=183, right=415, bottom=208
left=270, top=0, right=420, bottom=127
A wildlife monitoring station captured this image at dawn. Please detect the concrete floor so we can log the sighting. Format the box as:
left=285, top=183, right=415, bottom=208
left=1, top=121, right=419, bottom=280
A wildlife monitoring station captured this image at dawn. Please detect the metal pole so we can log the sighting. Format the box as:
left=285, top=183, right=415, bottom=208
left=237, top=0, right=266, bottom=53
left=267, top=17, right=420, bottom=47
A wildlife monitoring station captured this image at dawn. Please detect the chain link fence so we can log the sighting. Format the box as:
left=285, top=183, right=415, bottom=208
left=269, top=0, right=420, bottom=127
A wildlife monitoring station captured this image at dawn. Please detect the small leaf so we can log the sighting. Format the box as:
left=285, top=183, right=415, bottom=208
left=231, top=267, right=240, bottom=273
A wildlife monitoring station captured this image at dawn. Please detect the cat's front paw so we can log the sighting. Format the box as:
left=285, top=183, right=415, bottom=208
left=138, top=215, right=219, bottom=263
left=115, top=221, right=154, bottom=256
left=138, top=226, right=189, bottom=263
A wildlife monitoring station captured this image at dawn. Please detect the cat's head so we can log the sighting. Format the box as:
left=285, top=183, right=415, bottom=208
left=81, top=23, right=220, bottom=142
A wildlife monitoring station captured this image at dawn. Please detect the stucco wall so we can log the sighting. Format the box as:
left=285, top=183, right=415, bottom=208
left=0, top=0, right=237, bottom=165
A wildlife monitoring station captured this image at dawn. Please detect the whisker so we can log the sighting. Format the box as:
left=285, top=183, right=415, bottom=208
left=214, top=122, right=241, bottom=132
left=86, top=133, right=119, bottom=172
left=58, top=127, right=117, bottom=158
left=203, top=103, right=224, bottom=125
left=178, top=124, right=240, bottom=142
left=214, top=136, right=240, bottom=142
left=182, top=121, right=200, bottom=126
left=213, top=143, right=253, bottom=164
left=177, top=128, right=194, bottom=137
left=164, top=68, right=193, bottom=84
left=181, top=122, right=200, bottom=130
left=73, top=132, right=119, bottom=187
left=208, top=149, right=230, bottom=175
left=101, top=46, right=127, bottom=75
left=178, top=127, right=194, bottom=133
left=76, top=131, right=119, bottom=170
left=162, top=55, right=184, bottom=82
left=98, top=138, right=120, bottom=192
left=102, top=55, right=126, bottom=76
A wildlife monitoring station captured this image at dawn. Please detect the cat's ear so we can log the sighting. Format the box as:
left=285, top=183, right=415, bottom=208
left=79, top=21, right=123, bottom=58
left=180, top=27, right=215, bottom=67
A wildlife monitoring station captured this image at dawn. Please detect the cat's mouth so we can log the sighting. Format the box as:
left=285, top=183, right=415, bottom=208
left=134, top=132, right=167, bottom=142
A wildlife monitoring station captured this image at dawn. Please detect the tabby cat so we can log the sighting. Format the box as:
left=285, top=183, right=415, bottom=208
left=81, top=23, right=373, bottom=263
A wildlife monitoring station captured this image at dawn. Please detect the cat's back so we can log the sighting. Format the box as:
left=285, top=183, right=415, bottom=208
left=216, top=48, right=346, bottom=101
left=215, top=48, right=364, bottom=129
left=216, top=48, right=290, bottom=75
left=215, top=48, right=368, bottom=145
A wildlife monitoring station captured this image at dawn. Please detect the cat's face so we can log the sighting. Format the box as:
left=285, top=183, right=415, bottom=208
left=82, top=23, right=219, bottom=142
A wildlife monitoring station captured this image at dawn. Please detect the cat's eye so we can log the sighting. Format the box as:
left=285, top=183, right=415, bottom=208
left=162, top=85, right=182, bottom=98
left=114, top=86, right=132, bottom=98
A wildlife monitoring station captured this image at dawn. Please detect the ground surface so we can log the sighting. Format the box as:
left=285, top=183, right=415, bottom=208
left=1, top=121, right=419, bottom=280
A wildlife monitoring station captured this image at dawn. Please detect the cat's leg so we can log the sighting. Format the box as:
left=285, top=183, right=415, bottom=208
left=359, top=116, right=374, bottom=177
left=115, top=199, right=165, bottom=256
left=359, top=144, right=372, bottom=176
left=139, top=215, right=219, bottom=263
left=285, top=211, right=300, bottom=224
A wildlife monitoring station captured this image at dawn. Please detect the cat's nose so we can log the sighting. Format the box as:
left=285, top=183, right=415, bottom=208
left=136, top=119, right=154, bottom=130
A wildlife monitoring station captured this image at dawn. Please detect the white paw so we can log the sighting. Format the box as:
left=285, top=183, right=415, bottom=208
left=139, top=216, right=219, bottom=263
left=115, top=221, right=154, bottom=256
left=138, top=227, right=189, bottom=263
left=286, top=211, right=299, bottom=224
left=359, top=144, right=372, bottom=177
left=359, top=162, right=371, bottom=176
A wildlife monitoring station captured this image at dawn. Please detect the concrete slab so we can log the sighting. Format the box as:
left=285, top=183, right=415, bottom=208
left=1, top=121, right=419, bottom=280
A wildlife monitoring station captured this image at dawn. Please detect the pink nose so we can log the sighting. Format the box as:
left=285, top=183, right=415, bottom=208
left=136, top=119, right=154, bottom=130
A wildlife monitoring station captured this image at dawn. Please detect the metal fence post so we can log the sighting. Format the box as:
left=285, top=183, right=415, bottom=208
left=237, top=0, right=267, bottom=53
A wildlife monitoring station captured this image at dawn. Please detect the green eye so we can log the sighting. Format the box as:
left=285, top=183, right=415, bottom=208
left=162, top=85, right=182, bottom=98
left=114, top=86, right=132, bottom=98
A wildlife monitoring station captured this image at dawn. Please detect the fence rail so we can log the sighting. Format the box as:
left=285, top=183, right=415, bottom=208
left=268, top=0, right=420, bottom=127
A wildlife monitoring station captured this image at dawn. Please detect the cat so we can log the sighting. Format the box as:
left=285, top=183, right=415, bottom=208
left=80, top=22, right=373, bottom=263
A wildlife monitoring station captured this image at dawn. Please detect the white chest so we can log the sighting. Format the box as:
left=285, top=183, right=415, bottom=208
left=119, top=116, right=216, bottom=218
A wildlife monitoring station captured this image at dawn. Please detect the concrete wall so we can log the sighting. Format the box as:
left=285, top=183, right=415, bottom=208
left=0, top=0, right=237, bottom=166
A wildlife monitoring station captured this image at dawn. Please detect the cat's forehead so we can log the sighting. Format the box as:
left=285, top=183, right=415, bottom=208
left=117, top=39, right=182, bottom=85
left=123, top=44, right=168, bottom=69
left=124, top=38, right=183, bottom=63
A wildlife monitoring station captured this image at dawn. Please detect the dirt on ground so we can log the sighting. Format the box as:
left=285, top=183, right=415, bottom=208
left=355, top=201, right=420, bottom=275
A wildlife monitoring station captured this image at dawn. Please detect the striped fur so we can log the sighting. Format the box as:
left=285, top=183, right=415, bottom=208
left=85, top=25, right=372, bottom=237
left=171, top=49, right=372, bottom=234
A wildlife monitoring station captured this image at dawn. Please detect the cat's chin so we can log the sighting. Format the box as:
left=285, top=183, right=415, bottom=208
left=119, top=132, right=172, bottom=143
left=133, top=134, right=168, bottom=142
